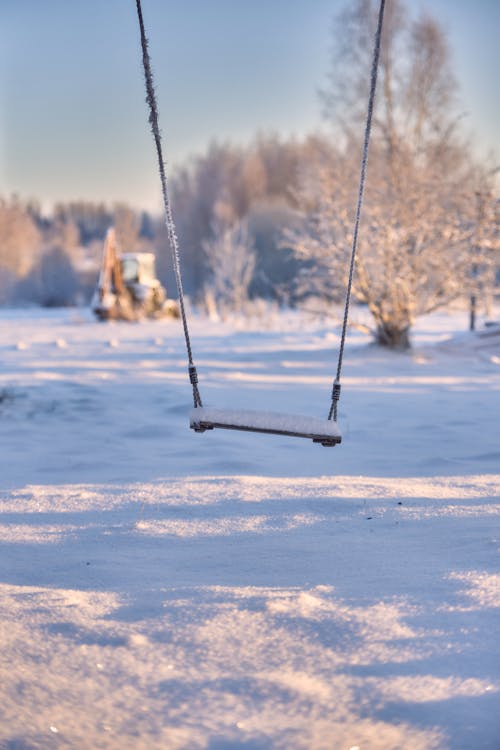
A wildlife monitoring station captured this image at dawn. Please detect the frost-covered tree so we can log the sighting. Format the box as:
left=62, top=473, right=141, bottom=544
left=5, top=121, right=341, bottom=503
left=291, top=0, right=493, bottom=348
left=0, top=197, right=41, bottom=303
left=168, top=135, right=314, bottom=297
left=202, top=213, right=256, bottom=319
left=466, top=179, right=500, bottom=327
left=113, top=204, right=141, bottom=252
left=15, top=246, right=80, bottom=307
left=53, top=201, right=112, bottom=246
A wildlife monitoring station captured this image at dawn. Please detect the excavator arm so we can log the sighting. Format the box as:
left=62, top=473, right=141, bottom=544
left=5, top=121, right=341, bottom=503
left=96, top=228, right=125, bottom=300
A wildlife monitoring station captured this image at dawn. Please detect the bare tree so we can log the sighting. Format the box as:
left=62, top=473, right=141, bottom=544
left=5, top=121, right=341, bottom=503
left=202, top=213, right=256, bottom=319
left=168, top=135, right=316, bottom=297
left=292, top=0, right=490, bottom=348
left=113, top=204, right=141, bottom=252
left=0, top=197, right=41, bottom=303
left=467, top=175, right=500, bottom=327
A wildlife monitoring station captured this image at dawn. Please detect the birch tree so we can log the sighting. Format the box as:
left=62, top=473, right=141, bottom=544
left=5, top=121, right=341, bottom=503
left=292, top=0, right=492, bottom=348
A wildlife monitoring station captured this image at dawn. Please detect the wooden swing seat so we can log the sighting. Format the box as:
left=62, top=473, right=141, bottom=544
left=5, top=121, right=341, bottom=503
left=190, top=407, right=342, bottom=447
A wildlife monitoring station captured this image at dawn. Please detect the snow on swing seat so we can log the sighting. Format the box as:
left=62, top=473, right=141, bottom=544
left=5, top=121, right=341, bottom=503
left=190, top=406, right=342, bottom=447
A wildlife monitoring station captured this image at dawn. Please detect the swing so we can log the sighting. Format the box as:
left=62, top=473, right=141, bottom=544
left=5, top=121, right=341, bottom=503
left=190, top=407, right=342, bottom=448
left=134, top=0, right=385, bottom=447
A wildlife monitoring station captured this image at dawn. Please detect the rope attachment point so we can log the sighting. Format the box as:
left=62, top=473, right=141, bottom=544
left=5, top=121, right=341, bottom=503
left=332, top=380, right=341, bottom=403
left=328, top=380, right=341, bottom=422
left=188, top=365, right=202, bottom=408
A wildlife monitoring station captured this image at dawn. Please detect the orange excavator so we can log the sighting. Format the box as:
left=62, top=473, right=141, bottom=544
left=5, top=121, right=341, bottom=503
left=91, top=228, right=179, bottom=321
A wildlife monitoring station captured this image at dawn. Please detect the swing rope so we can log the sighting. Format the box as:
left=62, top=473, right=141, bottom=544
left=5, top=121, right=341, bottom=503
left=328, top=0, right=386, bottom=422
left=135, top=0, right=202, bottom=409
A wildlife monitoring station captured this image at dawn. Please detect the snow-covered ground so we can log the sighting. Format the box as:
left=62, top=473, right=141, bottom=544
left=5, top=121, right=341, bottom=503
left=0, top=306, right=499, bottom=750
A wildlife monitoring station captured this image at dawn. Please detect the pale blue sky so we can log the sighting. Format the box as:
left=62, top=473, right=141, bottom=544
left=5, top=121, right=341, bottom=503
left=1, top=0, right=498, bottom=212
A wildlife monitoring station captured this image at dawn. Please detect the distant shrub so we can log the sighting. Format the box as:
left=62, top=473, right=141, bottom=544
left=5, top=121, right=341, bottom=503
left=15, top=247, right=80, bottom=307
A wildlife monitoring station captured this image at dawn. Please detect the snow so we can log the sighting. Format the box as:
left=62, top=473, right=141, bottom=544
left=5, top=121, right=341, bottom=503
left=0, top=306, right=499, bottom=749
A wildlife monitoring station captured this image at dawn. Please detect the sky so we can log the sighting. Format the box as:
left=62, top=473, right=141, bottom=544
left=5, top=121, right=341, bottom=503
left=1, top=0, right=499, bottom=213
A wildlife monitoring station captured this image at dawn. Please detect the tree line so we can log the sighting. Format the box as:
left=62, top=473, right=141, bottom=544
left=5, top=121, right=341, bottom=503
left=0, top=133, right=313, bottom=308
left=0, top=0, right=498, bottom=347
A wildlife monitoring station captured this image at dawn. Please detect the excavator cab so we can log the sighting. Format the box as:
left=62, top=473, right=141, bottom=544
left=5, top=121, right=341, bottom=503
left=121, top=253, right=156, bottom=285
